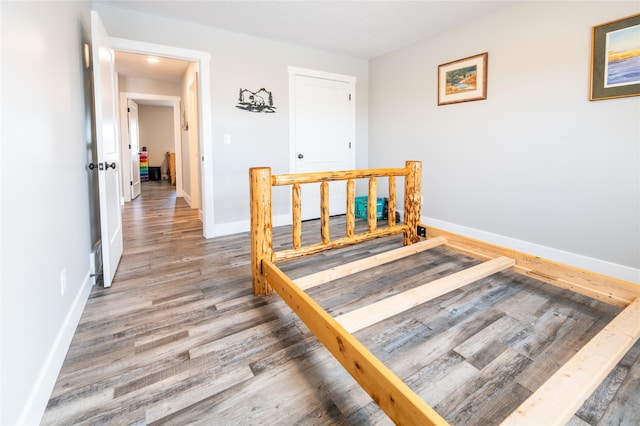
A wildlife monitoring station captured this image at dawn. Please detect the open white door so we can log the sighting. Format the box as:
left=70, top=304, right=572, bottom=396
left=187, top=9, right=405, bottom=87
left=128, top=99, right=141, bottom=199
left=91, top=11, right=123, bottom=287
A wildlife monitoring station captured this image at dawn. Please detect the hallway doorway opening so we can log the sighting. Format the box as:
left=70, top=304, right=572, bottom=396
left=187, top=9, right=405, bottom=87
left=109, top=39, right=214, bottom=237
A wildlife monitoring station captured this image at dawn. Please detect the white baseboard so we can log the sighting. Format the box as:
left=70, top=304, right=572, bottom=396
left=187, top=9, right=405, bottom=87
left=423, top=216, right=640, bottom=284
left=182, top=192, right=193, bottom=208
left=212, top=219, right=249, bottom=237
left=211, top=214, right=291, bottom=237
left=18, top=270, right=94, bottom=425
left=207, top=214, right=639, bottom=284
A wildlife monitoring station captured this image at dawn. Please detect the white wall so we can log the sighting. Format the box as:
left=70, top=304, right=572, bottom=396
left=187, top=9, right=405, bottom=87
left=369, top=1, right=640, bottom=282
left=0, top=1, right=97, bottom=424
left=118, top=75, right=181, bottom=96
left=138, top=105, right=175, bottom=174
left=93, top=3, right=369, bottom=231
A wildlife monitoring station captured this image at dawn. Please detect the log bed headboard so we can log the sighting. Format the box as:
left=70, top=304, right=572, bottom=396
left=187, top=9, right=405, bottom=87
left=248, top=161, right=640, bottom=425
left=250, top=160, right=423, bottom=296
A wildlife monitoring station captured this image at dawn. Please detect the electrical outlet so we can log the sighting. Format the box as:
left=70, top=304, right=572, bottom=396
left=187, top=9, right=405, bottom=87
left=60, top=268, right=67, bottom=296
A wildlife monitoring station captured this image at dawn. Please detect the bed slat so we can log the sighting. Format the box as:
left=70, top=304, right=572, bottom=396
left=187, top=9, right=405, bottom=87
left=500, top=297, right=640, bottom=426
left=336, top=256, right=516, bottom=333
left=296, top=237, right=448, bottom=291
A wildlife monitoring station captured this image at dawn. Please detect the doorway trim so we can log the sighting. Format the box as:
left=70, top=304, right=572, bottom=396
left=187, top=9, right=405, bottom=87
left=119, top=93, right=182, bottom=203
left=109, top=37, right=215, bottom=238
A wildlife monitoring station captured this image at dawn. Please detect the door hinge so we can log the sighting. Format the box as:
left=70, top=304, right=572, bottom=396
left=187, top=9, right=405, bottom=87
left=349, top=142, right=352, bottom=149
left=128, top=144, right=131, bottom=149
left=130, top=181, right=133, bottom=186
left=348, top=94, right=352, bottom=101
left=127, top=107, right=130, bottom=112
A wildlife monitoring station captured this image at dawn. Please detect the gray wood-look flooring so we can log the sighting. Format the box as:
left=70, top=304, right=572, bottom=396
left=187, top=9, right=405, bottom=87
left=43, top=181, right=640, bottom=425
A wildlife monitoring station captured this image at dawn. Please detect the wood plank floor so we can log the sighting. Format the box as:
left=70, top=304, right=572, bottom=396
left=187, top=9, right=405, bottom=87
left=43, top=181, right=640, bottom=425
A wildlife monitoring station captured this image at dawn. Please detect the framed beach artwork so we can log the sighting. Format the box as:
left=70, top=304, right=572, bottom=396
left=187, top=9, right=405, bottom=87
left=590, top=13, right=640, bottom=101
left=438, top=52, right=488, bottom=106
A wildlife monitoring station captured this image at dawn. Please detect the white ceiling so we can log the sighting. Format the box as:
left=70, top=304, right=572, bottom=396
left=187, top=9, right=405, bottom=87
left=114, top=51, right=191, bottom=82
left=107, top=0, right=517, bottom=82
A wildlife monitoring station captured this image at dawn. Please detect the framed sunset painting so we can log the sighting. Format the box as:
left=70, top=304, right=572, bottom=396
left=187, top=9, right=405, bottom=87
left=590, top=13, right=640, bottom=101
left=438, top=52, right=488, bottom=106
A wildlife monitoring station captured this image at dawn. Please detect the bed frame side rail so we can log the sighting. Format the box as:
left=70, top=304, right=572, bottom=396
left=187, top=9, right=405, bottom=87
left=262, top=257, right=449, bottom=426
left=425, top=226, right=640, bottom=308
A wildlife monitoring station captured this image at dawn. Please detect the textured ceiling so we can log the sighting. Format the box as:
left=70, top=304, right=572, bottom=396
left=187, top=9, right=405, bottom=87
left=105, top=1, right=517, bottom=81
left=114, top=51, right=191, bottom=82
left=101, top=0, right=515, bottom=59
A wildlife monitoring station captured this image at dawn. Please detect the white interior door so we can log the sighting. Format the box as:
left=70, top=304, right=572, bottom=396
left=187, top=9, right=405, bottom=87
left=290, top=70, right=355, bottom=220
left=128, top=99, right=141, bottom=199
left=91, top=11, right=123, bottom=288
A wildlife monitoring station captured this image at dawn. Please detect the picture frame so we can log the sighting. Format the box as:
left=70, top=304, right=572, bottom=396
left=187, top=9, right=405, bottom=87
left=438, top=52, right=488, bottom=106
left=590, top=13, right=640, bottom=101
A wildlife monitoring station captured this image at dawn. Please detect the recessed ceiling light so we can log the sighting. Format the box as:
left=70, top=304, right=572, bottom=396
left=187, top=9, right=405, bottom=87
left=146, top=57, right=160, bottom=64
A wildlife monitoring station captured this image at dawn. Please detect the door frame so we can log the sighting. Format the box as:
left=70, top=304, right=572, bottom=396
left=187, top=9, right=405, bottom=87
left=187, top=80, right=201, bottom=215
left=288, top=66, right=356, bottom=174
left=119, top=93, right=182, bottom=203
left=125, top=99, right=141, bottom=201
left=109, top=37, right=215, bottom=238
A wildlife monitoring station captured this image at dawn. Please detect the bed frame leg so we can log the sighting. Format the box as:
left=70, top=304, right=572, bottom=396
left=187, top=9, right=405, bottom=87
left=403, top=160, right=422, bottom=245
left=250, top=167, right=273, bottom=295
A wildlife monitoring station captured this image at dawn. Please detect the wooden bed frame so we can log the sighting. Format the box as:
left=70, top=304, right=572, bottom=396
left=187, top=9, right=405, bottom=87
left=249, top=161, right=640, bottom=425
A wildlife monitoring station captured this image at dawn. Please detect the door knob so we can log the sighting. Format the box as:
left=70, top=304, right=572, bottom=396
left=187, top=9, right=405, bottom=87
left=105, top=162, right=116, bottom=170
left=297, top=154, right=304, bottom=159
left=88, top=163, right=99, bottom=171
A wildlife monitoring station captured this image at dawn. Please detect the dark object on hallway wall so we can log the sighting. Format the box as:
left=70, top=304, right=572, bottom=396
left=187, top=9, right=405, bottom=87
left=236, top=88, right=276, bottom=113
